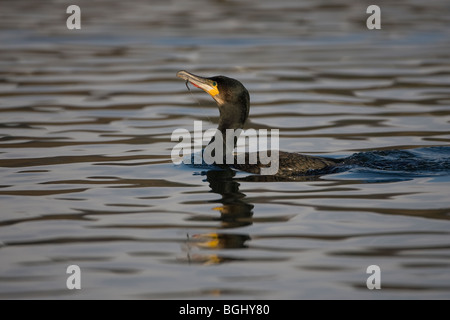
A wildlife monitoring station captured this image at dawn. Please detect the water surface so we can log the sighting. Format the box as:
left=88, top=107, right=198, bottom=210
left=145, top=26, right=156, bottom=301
left=1, top=0, right=450, bottom=299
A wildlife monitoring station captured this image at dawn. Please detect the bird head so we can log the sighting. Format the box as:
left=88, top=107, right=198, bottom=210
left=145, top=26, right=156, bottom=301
left=177, top=70, right=250, bottom=131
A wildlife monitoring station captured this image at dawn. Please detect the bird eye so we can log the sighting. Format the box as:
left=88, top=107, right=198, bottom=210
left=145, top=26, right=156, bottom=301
left=212, top=81, right=217, bottom=87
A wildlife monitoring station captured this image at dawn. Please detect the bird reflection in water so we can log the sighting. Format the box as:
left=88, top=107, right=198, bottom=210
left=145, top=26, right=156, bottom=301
left=183, top=169, right=253, bottom=265
left=181, top=168, right=297, bottom=264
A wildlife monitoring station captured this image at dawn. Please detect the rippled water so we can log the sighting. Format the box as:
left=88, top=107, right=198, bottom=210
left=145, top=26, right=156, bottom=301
left=1, top=0, right=450, bottom=299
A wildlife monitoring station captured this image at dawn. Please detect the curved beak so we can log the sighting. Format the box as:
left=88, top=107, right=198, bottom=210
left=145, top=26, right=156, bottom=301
left=177, top=70, right=219, bottom=97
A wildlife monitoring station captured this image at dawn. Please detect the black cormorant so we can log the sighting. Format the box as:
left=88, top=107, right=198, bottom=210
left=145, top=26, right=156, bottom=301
left=176, top=70, right=341, bottom=176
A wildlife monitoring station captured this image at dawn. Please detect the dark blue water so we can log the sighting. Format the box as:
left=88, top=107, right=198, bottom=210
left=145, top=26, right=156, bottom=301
left=344, top=147, right=450, bottom=181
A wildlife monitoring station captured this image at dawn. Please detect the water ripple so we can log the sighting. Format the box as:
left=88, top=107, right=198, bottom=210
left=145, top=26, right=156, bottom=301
left=0, top=0, right=449, bottom=299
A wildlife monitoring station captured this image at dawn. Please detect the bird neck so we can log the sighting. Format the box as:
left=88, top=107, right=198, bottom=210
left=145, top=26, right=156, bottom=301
left=206, top=126, right=240, bottom=164
left=217, top=100, right=248, bottom=132
left=207, top=99, right=249, bottom=164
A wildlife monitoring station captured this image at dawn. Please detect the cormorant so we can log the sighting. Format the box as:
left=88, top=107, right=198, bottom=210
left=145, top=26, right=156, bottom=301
left=176, top=70, right=341, bottom=176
